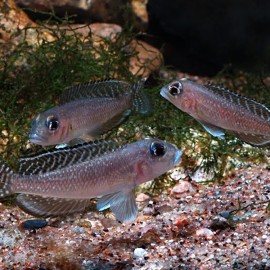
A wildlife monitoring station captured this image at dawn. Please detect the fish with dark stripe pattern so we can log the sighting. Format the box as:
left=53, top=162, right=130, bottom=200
left=0, top=138, right=182, bottom=223
left=160, top=78, right=270, bottom=146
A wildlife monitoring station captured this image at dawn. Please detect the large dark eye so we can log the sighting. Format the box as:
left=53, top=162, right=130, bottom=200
left=169, top=82, right=182, bottom=96
left=46, top=116, right=59, bottom=131
left=150, top=142, right=166, bottom=157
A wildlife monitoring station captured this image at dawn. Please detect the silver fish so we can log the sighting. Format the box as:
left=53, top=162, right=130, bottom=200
left=30, top=79, right=151, bottom=146
left=160, top=78, right=270, bottom=146
left=0, top=138, right=182, bottom=223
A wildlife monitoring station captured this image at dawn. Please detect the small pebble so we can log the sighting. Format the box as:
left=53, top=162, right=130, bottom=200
left=196, top=228, right=214, bottom=240
left=100, top=218, right=119, bottom=229
left=143, top=207, right=153, bottom=216
left=20, top=219, right=48, bottom=231
left=209, top=216, right=231, bottom=230
left=219, top=210, right=233, bottom=219
left=156, top=205, right=172, bottom=214
left=136, top=193, right=150, bottom=202
left=171, top=181, right=194, bottom=198
left=133, top=248, right=147, bottom=258
left=174, top=217, right=190, bottom=227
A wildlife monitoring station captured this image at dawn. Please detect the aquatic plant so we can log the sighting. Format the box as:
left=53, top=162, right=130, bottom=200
left=0, top=18, right=137, bottom=162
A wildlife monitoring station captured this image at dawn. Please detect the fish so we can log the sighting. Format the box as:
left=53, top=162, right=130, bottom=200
left=30, top=78, right=151, bottom=146
left=160, top=78, right=270, bottom=147
left=0, top=138, right=182, bottom=223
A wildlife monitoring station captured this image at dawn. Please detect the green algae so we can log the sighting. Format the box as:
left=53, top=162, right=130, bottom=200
left=0, top=20, right=137, bottom=162
left=0, top=18, right=269, bottom=190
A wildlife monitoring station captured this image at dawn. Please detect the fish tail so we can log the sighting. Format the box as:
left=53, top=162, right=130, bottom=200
left=0, top=160, right=15, bottom=198
left=131, top=78, right=152, bottom=114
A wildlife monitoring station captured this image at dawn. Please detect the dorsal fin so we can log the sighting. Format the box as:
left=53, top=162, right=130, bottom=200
left=205, top=83, right=270, bottom=121
left=17, top=139, right=121, bottom=175
left=59, top=79, right=132, bottom=104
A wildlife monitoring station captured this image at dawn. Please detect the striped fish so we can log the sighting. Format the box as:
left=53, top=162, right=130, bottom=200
left=30, top=78, right=151, bottom=146
left=160, top=78, right=270, bottom=146
left=0, top=138, right=182, bottom=223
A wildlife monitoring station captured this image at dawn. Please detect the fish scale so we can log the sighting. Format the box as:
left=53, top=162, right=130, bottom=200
left=0, top=138, right=182, bottom=222
left=160, top=78, right=270, bottom=146
left=205, top=83, right=270, bottom=121
left=30, top=78, right=151, bottom=146
left=18, top=140, right=120, bottom=175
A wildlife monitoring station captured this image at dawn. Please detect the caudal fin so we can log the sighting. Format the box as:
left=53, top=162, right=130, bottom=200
left=0, top=161, right=14, bottom=198
left=132, top=78, right=152, bottom=114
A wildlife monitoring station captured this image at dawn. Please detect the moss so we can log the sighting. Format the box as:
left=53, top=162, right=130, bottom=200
left=0, top=19, right=137, bottom=162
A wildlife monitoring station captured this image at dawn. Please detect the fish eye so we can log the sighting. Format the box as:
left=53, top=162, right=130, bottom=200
left=46, top=116, right=59, bottom=131
left=150, top=142, right=166, bottom=157
left=169, top=82, right=182, bottom=96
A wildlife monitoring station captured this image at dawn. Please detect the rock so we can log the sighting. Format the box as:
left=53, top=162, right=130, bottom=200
left=142, top=206, right=153, bottom=216
left=20, top=219, right=48, bottom=231
left=15, top=0, right=131, bottom=24
left=133, top=247, right=147, bottom=259
left=89, top=23, right=122, bottom=41
left=147, top=0, right=270, bottom=75
left=76, top=219, right=92, bottom=229
left=128, top=39, right=163, bottom=77
left=136, top=229, right=161, bottom=246
left=50, top=23, right=161, bottom=77
left=53, top=23, right=122, bottom=45
left=171, top=181, right=195, bottom=198
left=136, top=193, right=150, bottom=202
left=195, top=228, right=214, bottom=240
left=174, top=216, right=190, bottom=227
left=100, top=218, right=119, bottom=229
left=219, top=210, right=234, bottom=220
left=209, top=216, right=231, bottom=231
left=0, top=0, right=54, bottom=46
left=131, top=0, right=148, bottom=31
left=155, top=204, right=172, bottom=214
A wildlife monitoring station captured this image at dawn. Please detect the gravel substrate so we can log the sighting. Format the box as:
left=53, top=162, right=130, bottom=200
left=0, top=164, right=270, bottom=270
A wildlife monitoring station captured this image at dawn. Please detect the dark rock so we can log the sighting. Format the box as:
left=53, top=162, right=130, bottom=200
left=209, top=216, right=231, bottom=231
left=219, top=210, right=234, bottom=220
left=15, top=0, right=131, bottom=24
left=21, top=219, right=48, bottom=230
left=147, top=0, right=270, bottom=76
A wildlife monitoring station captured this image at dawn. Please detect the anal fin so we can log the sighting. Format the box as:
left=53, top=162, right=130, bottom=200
left=97, top=189, right=138, bottom=223
left=227, top=130, right=270, bottom=147
left=16, top=194, right=91, bottom=217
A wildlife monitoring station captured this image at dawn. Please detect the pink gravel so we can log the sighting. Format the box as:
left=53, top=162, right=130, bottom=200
left=0, top=164, right=270, bottom=269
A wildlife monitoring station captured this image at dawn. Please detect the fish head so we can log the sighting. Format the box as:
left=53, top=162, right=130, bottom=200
left=29, top=109, right=69, bottom=146
left=135, top=138, right=182, bottom=184
left=160, top=78, right=196, bottom=113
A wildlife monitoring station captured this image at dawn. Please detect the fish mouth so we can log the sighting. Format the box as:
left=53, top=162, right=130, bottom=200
left=160, top=87, right=170, bottom=101
left=174, top=150, right=182, bottom=165
left=29, top=133, right=48, bottom=145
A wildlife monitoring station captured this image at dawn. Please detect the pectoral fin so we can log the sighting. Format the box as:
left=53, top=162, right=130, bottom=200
left=227, top=130, right=270, bottom=147
left=16, top=194, right=91, bottom=217
left=97, top=189, right=138, bottom=223
left=197, top=120, right=225, bottom=139
left=90, top=110, right=131, bottom=137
